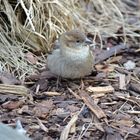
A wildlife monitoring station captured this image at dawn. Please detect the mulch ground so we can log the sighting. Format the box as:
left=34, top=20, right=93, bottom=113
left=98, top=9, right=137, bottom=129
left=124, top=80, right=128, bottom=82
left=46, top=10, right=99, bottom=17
left=0, top=38, right=140, bottom=140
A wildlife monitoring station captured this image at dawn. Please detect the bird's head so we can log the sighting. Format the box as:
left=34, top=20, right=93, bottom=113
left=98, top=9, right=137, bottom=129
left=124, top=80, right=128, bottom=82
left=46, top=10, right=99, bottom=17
left=60, top=30, right=92, bottom=50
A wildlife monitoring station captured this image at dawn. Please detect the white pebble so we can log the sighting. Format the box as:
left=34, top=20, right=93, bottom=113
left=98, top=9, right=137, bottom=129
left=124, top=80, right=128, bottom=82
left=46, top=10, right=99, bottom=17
left=123, top=60, right=136, bottom=70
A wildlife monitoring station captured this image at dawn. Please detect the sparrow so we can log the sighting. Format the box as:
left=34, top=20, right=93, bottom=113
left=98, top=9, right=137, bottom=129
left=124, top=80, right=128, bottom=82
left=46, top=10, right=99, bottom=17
left=47, top=30, right=94, bottom=79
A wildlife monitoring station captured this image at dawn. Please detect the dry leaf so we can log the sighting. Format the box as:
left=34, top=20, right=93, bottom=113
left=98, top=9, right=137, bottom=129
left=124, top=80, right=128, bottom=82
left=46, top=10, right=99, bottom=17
left=33, top=100, right=54, bottom=118
left=2, top=100, right=24, bottom=110
left=25, top=52, right=37, bottom=64
left=0, top=72, right=20, bottom=85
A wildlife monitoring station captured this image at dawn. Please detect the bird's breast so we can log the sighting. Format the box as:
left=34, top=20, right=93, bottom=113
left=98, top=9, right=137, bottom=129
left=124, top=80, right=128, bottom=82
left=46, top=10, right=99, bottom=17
left=47, top=47, right=94, bottom=79
left=61, top=46, right=90, bottom=62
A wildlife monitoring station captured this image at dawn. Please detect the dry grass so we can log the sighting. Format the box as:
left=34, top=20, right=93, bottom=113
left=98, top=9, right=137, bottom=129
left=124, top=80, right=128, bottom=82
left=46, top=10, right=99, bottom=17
left=0, top=0, right=140, bottom=80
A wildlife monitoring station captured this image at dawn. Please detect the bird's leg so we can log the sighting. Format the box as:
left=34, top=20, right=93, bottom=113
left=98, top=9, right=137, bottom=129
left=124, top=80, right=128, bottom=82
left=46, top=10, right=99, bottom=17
left=56, top=76, right=61, bottom=89
left=80, top=78, right=85, bottom=90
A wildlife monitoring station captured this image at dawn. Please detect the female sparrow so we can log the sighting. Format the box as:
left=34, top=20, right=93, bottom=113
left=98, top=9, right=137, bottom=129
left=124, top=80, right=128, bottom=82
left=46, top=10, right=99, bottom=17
left=47, top=30, right=94, bottom=79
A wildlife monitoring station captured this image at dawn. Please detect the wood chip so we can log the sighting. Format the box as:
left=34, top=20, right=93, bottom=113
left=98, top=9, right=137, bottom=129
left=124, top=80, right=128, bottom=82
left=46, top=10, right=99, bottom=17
left=86, top=85, right=114, bottom=94
left=91, top=93, right=105, bottom=99
left=68, top=88, right=81, bottom=99
left=80, top=92, right=106, bottom=119
left=95, top=44, right=127, bottom=64
left=60, top=113, right=78, bottom=140
left=36, top=118, right=48, bottom=132
left=115, top=93, right=140, bottom=107
left=129, top=83, right=140, bottom=94
left=43, top=91, right=61, bottom=96
left=119, top=74, right=126, bottom=90
left=126, top=111, right=140, bottom=114
left=111, top=119, right=133, bottom=127
left=93, top=116, right=104, bottom=132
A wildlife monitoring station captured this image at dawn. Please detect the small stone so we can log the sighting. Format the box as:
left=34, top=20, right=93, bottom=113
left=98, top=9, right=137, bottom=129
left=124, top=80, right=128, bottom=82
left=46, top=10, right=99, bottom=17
left=123, top=60, right=136, bottom=70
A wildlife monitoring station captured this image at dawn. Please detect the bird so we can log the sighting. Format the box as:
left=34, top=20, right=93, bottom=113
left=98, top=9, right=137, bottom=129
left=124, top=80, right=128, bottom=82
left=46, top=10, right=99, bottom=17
left=47, top=30, right=94, bottom=79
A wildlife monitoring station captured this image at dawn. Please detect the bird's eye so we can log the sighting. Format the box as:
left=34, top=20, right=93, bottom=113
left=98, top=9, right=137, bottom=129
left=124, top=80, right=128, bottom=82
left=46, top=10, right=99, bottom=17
left=76, top=40, right=80, bottom=43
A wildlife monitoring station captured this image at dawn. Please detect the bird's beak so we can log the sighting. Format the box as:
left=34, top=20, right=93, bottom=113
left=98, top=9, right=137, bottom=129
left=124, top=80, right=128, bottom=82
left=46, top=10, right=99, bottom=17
left=85, top=38, right=93, bottom=44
